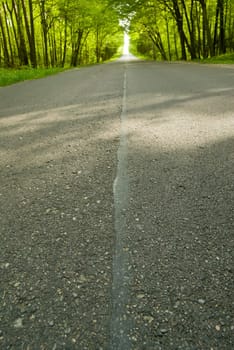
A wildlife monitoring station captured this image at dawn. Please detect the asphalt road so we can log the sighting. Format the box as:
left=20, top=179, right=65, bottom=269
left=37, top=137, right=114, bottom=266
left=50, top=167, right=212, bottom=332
left=0, top=57, right=234, bottom=350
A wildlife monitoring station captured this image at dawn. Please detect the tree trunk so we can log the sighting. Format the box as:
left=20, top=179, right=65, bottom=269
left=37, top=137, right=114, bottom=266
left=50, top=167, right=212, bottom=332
left=2, top=2, right=14, bottom=66
left=62, top=16, right=68, bottom=67
left=11, top=0, right=29, bottom=65
left=213, top=0, right=220, bottom=55
left=165, top=16, right=172, bottom=60
left=71, top=29, right=83, bottom=67
left=0, top=10, right=11, bottom=66
left=21, top=0, right=37, bottom=67
left=219, top=0, right=226, bottom=53
left=173, top=22, right=179, bottom=60
left=199, top=0, right=214, bottom=57
left=172, top=0, right=187, bottom=60
left=195, top=0, right=202, bottom=58
left=181, top=0, right=197, bottom=59
left=96, top=26, right=101, bottom=63
left=40, top=0, right=49, bottom=67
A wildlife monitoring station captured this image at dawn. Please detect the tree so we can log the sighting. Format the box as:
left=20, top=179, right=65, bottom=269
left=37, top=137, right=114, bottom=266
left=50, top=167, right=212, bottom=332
left=1, top=0, right=234, bottom=68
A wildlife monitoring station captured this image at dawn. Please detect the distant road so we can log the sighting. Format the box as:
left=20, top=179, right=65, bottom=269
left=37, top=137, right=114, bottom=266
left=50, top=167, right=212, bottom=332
left=1, top=57, right=234, bottom=349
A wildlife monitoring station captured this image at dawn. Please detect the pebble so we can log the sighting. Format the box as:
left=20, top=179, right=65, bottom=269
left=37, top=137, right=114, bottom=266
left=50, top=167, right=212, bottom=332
left=160, top=329, right=168, bottom=334
left=198, top=299, right=205, bottom=304
left=143, top=316, right=154, bottom=324
left=1, top=262, right=10, bottom=269
left=78, top=274, right=87, bottom=283
left=137, top=294, right=145, bottom=299
left=65, top=327, right=71, bottom=335
left=14, top=318, right=23, bottom=328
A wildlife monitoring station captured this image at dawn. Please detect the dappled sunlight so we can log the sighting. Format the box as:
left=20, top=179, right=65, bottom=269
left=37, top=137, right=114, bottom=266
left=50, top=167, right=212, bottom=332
left=1, top=49, right=233, bottom=350
left=0, top=100, right=118, bottom=132
left=1, top=60, right=234, bottom=174
left=0, top=99, right=120, bottom=170
left=2, top=87, right=234, bottom=172
left=205, top=87, right=234, bottom=93
left=124, top=89, right=234, bottom=152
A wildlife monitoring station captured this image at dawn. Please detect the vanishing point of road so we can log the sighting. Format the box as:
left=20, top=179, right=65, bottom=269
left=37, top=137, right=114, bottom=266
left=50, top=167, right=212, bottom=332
left=0, top=56, right=234, bottom=349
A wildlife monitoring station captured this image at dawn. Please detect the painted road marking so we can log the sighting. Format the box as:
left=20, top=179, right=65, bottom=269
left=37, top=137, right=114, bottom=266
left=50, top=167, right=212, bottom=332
left=110, top=69, right=132, bottom=349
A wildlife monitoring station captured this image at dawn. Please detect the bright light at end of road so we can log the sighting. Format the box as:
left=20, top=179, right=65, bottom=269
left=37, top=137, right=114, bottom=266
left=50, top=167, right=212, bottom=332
left=123, top=32, right=130, bottom=55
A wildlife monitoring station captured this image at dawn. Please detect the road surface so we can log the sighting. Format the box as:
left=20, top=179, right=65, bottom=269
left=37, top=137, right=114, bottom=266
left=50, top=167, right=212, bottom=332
left=0, top=57, right=234, bottom=349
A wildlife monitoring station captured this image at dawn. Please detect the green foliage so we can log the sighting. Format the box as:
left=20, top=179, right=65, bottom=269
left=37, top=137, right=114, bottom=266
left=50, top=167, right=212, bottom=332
left=1, top=0, right=233, bottom=67
left=127, top=0, right=234, bottom=62
left=0, top=67, right=67, bottom=86
left=200, top=53, right=234, bottom=63
left=0, top=0, right=123, bottom=68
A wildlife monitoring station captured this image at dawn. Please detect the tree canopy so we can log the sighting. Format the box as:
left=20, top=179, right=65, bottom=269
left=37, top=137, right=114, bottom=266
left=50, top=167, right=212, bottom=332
left=0, top=0, right=123, bottom=68
left=1, top=0, right=234, bottom=68
left=121, top=0, right=234, bottom=60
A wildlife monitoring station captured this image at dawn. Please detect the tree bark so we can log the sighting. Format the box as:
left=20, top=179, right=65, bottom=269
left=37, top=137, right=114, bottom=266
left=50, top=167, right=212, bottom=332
left=219, top=0, right=226, bottom=53
left=172, top=0, right=187, bottom=60
left=199, top=0, right=214, bottom=57
left=0, top=10, right=10, bottom=66
left=11, top=0, right=29, bottom=65
left=2, top=2, right=14, bottom=65
left=40, top=0, right=49, bottom=67
left=71, top=29, right=83, bottom=66
left=21, top=0, right=37, bottom=67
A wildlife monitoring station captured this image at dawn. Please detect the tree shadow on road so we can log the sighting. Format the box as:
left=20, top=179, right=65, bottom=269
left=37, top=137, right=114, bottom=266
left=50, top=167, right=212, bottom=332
left=0, top=61, right=234, bottom=349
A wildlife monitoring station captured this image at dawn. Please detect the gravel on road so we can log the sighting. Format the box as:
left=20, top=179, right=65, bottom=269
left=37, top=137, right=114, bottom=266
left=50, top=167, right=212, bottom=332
left=0, top=59, right=234, bottom=349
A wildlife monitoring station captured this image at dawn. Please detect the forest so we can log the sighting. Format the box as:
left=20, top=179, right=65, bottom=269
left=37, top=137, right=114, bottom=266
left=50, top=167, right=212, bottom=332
left=126, top=0, right=234, bottom=60
left=0, top=0, right=123, bottom=68
left=0, top=0, right=234, bottom=68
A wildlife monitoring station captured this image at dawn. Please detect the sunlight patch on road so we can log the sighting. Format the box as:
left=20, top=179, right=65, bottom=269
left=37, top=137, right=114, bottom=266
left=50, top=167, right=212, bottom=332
left=125, top=93, right=234, bottom=151
left=0, top=100, right=120, bottom=170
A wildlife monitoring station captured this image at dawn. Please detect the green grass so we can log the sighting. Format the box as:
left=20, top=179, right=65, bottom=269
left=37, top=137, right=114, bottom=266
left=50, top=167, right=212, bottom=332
left=2, top=52, right=232, bottom=87
left=198, top=52, right=234, bottom=64
left=132, top=51, right=234, bottom=64
left=0, top=67, right=67, bottom=87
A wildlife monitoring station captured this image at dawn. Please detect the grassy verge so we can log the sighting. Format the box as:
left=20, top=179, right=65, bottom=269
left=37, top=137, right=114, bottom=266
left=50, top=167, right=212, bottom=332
left=0, top=52, right=122, bottom=86
left=0, top=67, right=68, bottom=87
left=132, top=51, right=234, bottom=64
left=197, top=52, right=234, bottom=64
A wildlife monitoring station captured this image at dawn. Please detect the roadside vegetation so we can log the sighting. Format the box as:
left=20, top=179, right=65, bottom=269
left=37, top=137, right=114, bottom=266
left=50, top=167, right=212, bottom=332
left=0, top=0, right=123, bottom=70
left=113, top=0, right=234, bottom=63
left=199, top=52, right=234, bottom=63
left=130, top=49, right=234, bottom=65
left=0, top=1, right=233, bottom=87
left=0, top=67, right=68, bottom=87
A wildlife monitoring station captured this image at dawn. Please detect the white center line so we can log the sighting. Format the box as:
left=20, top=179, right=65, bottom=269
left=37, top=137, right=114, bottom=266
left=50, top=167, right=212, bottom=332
left=110, top=68, right=132, bottom=349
